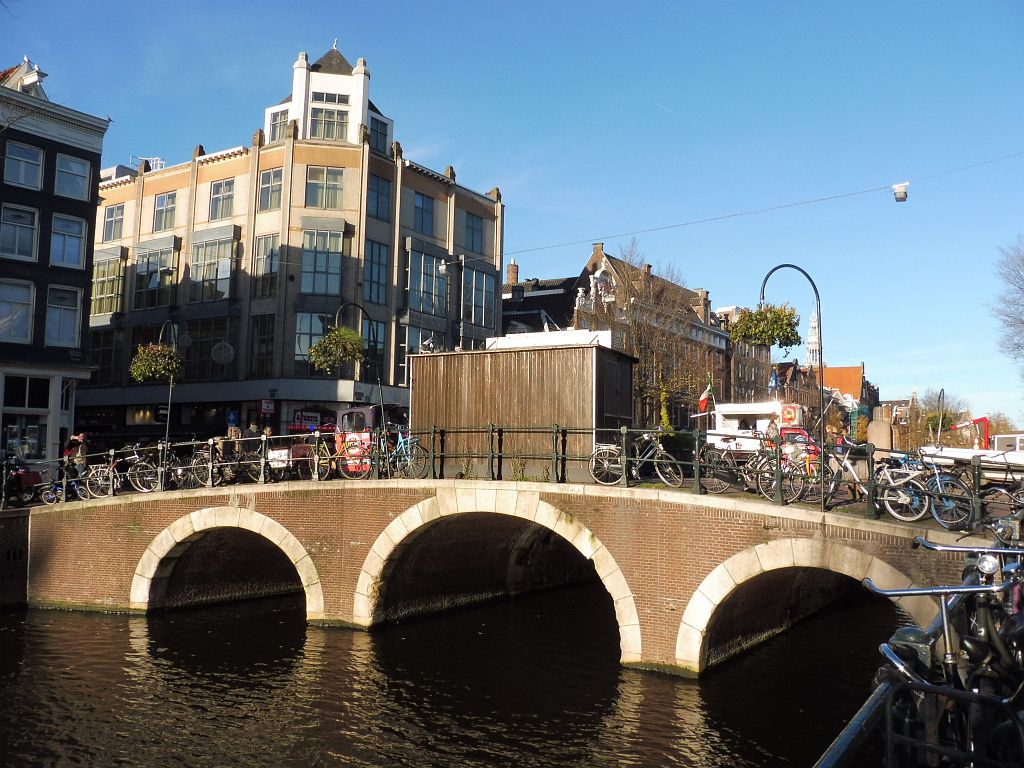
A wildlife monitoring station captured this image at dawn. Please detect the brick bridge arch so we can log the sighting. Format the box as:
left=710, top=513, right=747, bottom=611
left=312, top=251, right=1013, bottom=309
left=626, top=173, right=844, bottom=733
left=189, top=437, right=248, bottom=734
left=351, top=489, right=642, bottom=663
left=675, top=537, right=937, bottom=674
left=128, top=505, right=326, bottom=620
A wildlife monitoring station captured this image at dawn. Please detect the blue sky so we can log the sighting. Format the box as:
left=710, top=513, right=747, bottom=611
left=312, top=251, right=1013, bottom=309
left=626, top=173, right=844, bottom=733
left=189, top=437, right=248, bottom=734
left=5, top=1, right=1023, bottom=421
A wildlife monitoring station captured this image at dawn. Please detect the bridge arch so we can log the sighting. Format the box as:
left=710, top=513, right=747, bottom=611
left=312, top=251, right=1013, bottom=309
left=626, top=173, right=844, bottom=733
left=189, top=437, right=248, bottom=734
left=128, top=506, right=325, bottom=620
left=675, top=538, right=937, bottom=675
left=352, top=487, right=642, bottom=663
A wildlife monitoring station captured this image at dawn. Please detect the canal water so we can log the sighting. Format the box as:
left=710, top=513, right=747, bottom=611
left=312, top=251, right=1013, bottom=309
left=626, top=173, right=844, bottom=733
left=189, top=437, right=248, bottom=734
left=0, top=584, right=906, bottom=767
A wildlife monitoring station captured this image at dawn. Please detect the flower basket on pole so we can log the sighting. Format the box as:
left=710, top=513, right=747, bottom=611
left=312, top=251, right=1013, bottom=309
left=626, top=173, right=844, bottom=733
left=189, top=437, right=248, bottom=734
left=307, top=326, right=364, bottom=374
left=728, top=303, right=802, bottom=354
left=129, top=343, right=184, bottom=383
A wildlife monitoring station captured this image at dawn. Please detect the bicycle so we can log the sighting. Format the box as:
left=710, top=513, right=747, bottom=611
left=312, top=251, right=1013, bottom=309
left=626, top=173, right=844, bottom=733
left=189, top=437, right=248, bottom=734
left=589, top=430, right=682, bottom=488
left=333, top=425, right=429, bottom=480
left=919, top=452, right=973, bottom=529
left=84, top=444, right=151, bottom=497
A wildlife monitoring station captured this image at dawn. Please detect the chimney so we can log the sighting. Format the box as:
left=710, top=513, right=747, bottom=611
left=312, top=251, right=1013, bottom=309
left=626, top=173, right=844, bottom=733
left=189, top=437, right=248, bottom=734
left=507, top=258, right=519, bottom=284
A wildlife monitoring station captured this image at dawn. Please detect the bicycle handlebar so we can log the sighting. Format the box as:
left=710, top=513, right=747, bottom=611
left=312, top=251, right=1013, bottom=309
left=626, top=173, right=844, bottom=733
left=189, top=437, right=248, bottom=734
left=862, top=577, right=1013, bottom=598
left=912, top=535, right=1024, bottom=557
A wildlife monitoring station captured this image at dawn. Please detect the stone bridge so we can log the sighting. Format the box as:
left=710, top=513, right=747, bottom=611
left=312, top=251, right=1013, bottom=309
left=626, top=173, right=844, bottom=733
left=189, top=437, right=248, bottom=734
left=0, top=480, right=969, bottom=676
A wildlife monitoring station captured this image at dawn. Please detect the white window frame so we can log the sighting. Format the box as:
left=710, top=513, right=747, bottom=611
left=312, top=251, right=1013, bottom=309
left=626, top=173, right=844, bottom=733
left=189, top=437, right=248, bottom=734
left=305, top=166, right=343, bottom=210
left=0, top=203, right=39, bottom=262
left=258, top=168, right=282, bottom=211
left=209, top=179, right=234, bottom=221
left=3, top=141, right=43, bottom=190
left=45, top=285, right=81, bottom=347
left=102, top=203, right=124, bottom=242
left=309, top=107, right=348, bottom=141
left=0, top=279, right=34, bottom=343
left=50, top=214, right=87, bottom=269
left=153, top=191, right=176, bottom=232
left=55, top=153, right=91, bottom=200
left=269, top=110, right=289, bottom=143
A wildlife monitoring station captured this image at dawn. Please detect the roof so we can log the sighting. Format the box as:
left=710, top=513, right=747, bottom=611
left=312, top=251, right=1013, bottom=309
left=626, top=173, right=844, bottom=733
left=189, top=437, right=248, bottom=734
left=822, top=365, right=866, bottom=400
left=311, top=48, right=354, bottom=75
left=502, top=276, right=579, bottom=334
left=0, top=64, right=19, bottom=86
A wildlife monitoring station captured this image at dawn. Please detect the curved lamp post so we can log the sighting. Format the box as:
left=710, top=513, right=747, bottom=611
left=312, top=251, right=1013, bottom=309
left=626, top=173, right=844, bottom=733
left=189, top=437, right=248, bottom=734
left=157, top=320, right=178, bottom=490
left=758, top=264, right=826, bottom=515
left=333, top=301, right=386, bottom=431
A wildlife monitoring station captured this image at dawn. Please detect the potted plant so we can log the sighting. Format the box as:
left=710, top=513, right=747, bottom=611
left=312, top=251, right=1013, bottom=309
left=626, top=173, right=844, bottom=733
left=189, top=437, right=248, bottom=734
left=307, top=326, right=364, bottom=374
left=129, top=343, right=184, bottom=383
left=728, top=303, right=802, bottom=353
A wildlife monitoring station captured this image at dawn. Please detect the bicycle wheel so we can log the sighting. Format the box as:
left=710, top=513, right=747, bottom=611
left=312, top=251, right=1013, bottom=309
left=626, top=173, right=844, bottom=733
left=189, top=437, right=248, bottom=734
left=239, top=452, right=269, bottom=484
left=70, top=481, right=89, bottom=501
left=881, top=478, right=930, bottom=522
left=128, top=461, right=159, bottom=493
left=798, top=458, right=832, bottom=503
left=589, top=447, right=623, bottom=486
left=337, top=443, right=373, bottom=480
left=86, top=466, right=114, bottom=498
left=929, top=474, right=972, bottom=529
left=40, top=486, right=61, bottom=505
left=757, top=459, right=804, bottom=503
left=653, top=449, right=683, bottom=488
left=397, top=443, right=429, bottom=479
left=698, top=449, right=734, bottom=494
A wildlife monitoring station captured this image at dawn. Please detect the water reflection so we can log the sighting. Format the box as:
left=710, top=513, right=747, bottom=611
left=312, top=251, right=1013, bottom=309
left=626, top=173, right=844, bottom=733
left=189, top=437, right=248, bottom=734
left=0, top=585, right=905, bottom=766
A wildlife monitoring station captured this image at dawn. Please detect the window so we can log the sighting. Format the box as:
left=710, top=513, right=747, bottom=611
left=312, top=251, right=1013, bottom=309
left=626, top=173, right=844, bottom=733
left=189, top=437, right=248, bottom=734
left=370, top=117, right=388, bottom=153
left=407, top=250, right=446, bottom=316
left=300, top=230, right=343, bottom=294
left=55, top=154, right=90, bottom=200
left=0, top=280, right=32, bottom=343
left=89, top=329, right=118, bottom=386
left=1, top=205, right=38, bottom=261
left=258, top=168, right=282, bottom=211
left=309, top=107, right=348, bottom=141
left=184, top=316, right=238, bottom=381
left=102, top=204, right=124, bottom=242
left=249, top=314, right=276, bottom=378
left=367, top=174, right=390, bottom=221
left=3, top=142, right=42, bottom=189
left=397, top=326, right=441, bottom=384
left=153, top=192, right=176, bottom=231
left=361, top=318, right=385, bottom=383
left=465, top=212, right=483, bottom=253
left=252, top=234, right=279, bottom=298
left=50, top=214, right=86, bottom=268
left=209, top=179, right=234, bottom=221
left=305, top=166, right=343, bottom=209
left=45, top=286, right=81, bottom=347
left=133, top=247, right=176, bottom=309
left=189, top=238, right=234, bottom=302
left=91, top=256, right=123, bottom=315
left=414, top=193, right=433, bottom=236
left=293, top=312, right=332, bottom=377
left=363, top=240, right=388, bottom=305
left=312, top=92, right=349, bottom=105
left=462, top=268, right=496, bottom=328
left=269, top=109, right=288, bottom=142
left=2, top=375, right=48, bottom=408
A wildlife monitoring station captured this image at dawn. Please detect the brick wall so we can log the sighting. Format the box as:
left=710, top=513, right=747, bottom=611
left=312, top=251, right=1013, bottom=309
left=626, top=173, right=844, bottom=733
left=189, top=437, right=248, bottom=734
left=0, top=511, right=28, bottom=607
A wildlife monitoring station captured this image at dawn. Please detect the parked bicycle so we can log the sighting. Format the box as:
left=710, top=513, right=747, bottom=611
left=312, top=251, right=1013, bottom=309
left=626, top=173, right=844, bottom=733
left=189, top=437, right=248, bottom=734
left=589, top=430, right=682, bottom=487
left=333, top=424, right=429, bottom=480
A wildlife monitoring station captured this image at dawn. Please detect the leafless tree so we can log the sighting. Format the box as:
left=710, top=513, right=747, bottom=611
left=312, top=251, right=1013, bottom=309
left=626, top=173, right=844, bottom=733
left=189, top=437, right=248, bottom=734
left=995, top=236, right=1024, bottom=371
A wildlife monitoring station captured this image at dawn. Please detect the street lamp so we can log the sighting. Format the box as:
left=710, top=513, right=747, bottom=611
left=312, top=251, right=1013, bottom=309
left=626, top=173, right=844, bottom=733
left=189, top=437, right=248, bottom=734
left=157, top=319, right=178, bottom=489
left=333, top=301, right=386, bottom=436
left=758, top=264, right=826, bottom=516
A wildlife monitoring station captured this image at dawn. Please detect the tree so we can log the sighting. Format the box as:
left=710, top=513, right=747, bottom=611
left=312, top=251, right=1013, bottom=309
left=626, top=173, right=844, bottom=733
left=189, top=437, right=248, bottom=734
left=995, top=235, right=1024, bottom=373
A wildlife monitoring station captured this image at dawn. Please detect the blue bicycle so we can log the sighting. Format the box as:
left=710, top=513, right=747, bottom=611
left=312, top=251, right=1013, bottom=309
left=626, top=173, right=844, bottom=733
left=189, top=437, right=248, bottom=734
left=334, top=425, right=428, bottom=480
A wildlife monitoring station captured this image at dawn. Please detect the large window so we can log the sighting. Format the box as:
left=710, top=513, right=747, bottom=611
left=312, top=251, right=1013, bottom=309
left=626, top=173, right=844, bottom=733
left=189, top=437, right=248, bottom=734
left=209, top=179, right=233, bottom=221
left=465, top=212, right=483, bottom=253
left=3, top=142, right=42, bottom=189
left=305, top=166, right=343, bottom=209
left=310, top=107, right=348, bottom=141
left=252, top=234, right=279, bottom=298
left=45, top=286, right=80, bottom=347
left=258, top=168, right=282, bottom=211
left=361, top=317, right=385, bottom=383
left=55, top=154, right=90, bottom=200
left=133, top=247, right=176, bottom=309
left=102, top=204, right=124, bottom=242
left=462, top=268, right=496, bottom=328
left=407, top=250, right=446, bottom=316
left=153, top=191, right=176, bottom=231
left=269, top=109, right=288, bottom=142
left=414, top=192, right=434, bottom=236
left=189, top=238, right=234, bottom=302
left=0, top=280, right=32, bottom=343
left=293, top=312, right=332, bottom=377
left=184, top=316, right=238, bottom=381
left=312, top=92, right=349, bottom=105
left=397, top=326, right=441, bottom=384
left=367, top=174, right=390, bottom=221
left=1, top=204, right=38, bottom=261
left=300, top=230, right=343, bottom=295
left=89, top=329, right=118, bottom=386
left=249, top=314, right=276, bottom=378
left=50, top=214, right=86, bottom=268
left=370, top=117, right=388, bottom=154
left=91, top=256, right=123, bottom=315
left=363, top=239, right=388, bottom=305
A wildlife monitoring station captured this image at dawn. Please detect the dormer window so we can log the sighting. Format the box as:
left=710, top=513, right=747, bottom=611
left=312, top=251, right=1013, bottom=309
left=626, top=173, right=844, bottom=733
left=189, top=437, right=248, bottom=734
left=269, top=110, right=288, bottom=142
left=310, top=107, right=348, bottom=141
left=370, top=117, right=388, bottom=154
left=312, top=92, right=349, bottom=105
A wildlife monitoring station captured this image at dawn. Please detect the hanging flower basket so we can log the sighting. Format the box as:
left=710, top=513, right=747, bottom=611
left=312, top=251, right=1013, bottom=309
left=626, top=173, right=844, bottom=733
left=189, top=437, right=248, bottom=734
left=129, top=343, right=184, bottom=383
left=307, top=326, right=364, bottom=374
left=728, top=303, right=802, bottom=353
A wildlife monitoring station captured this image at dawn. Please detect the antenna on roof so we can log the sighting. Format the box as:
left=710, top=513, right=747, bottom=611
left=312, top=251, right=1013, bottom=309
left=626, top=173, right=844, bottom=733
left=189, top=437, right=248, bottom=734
left=129, top=154, right=165, bottom=171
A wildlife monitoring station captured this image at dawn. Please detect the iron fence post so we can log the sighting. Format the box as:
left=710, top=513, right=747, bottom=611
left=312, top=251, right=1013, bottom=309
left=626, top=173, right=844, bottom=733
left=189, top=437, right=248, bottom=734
left=207, top=438, right=215, bottom=487
left=693, top=428, right=704, bottom=495
left=866, top=443, right=878, bottom=518
left=619, top=426, right=630, bottom=487
left=487, top=423, right=495, bottom=481
left=970, top=455, right=983, bottom=526
left=773, top=439, right=783, bottom=505
left=430, top=426, right=437, bottom=480
left=312, top=431, right=321, bottom=482
left=550, top=424, right=559, bottom=483
left=158, top=441, right=167, bottom=492
left=108, top=449, right=117, bottom=496
left=259, top=434, right=268, bottom=484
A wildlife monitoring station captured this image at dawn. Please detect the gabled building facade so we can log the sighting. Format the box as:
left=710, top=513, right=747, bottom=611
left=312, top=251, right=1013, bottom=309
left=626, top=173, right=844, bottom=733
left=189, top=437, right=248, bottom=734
left=0, top=57, right=109, bottom=460
left=78, top=46, right=503, bottom=442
